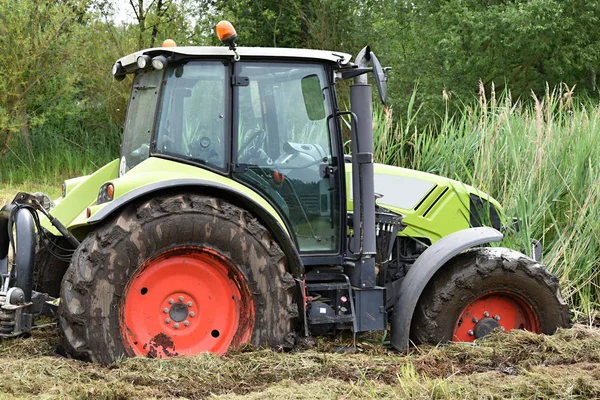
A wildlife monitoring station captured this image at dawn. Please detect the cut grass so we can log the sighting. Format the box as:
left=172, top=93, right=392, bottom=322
left=0, top=325, right=598, bottom=399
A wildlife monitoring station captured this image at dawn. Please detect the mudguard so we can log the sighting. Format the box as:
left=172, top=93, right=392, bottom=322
left=0, top=204, right=36, bottom=302
left=87, top=179, right=305, bottom=278
left=389, top=226, right=503, bottom=351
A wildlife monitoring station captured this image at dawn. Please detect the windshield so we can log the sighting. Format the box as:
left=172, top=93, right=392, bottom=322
left=154, top=61, right=228, bottom=170
left=120, top=69, right=163, bottom=175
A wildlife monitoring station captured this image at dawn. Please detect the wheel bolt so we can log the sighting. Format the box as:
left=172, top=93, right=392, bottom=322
left=494, top=315, right=501, bottom=321
left=165, top=318, right=171, bottom=324
left=163, top=308, right=168, bottom=313
left=472, top=317, right=479, bottom=323
left=467, top=330, right=474, bottom=336
left=168, top=298, right=174, bottom=304
left=179, top=296, right=184, bottom=301
left=483, top=311, right=490, bottom=318
left=501, top=326, right=505, bottom=332
left=184, top=320, right=190, bottom=327
left=174, top=323, right=180, bottom=329
left=189, top=312, right=195, bottom=317
left=187, top=301, right=193, bottom=307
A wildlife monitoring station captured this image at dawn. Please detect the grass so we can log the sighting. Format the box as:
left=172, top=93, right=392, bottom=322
left=0, top=123, right=120, bottom=185
left=0, top=325, right=598, bottom=399
left=373, top=87, right=600, bottom=319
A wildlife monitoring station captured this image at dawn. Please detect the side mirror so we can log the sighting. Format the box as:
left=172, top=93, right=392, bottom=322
left=369, top=51, right=388, bottom=105
left=301, top=74, right=326, bottom=120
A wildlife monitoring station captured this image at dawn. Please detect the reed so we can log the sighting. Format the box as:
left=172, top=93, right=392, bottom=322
left=373, top=86, right=600, bottom=318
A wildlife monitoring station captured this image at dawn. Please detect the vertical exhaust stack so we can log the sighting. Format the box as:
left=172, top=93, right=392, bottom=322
left=348, top=47, right=377, bottom=289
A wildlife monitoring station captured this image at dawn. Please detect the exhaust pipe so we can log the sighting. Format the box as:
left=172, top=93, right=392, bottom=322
left=347, top=46, right=377, bottom=289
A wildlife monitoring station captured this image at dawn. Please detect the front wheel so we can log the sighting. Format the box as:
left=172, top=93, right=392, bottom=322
left=410, top=248, right=570, bottom=345
left=58, top=193, right=298, bottom=364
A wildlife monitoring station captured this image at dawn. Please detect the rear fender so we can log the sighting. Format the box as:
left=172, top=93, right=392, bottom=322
left=0, top=204, right=36, bottom=302
left=389, top=227, right=503, bottom=351
left=86, top=179, right=304, bottom=278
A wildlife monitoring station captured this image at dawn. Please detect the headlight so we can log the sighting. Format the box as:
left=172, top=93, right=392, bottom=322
left=152, top=55, right=168, bottom=70
left=111, top=62, right=126, bottom=81
left=137, top=55, right=152, bottom=69
left=469, top=194, right=501, bottom=230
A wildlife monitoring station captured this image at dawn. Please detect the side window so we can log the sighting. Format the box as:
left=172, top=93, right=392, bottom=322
left=121, top=69, right=163, bottom=174
left=155, top=61, right=228, bottom=170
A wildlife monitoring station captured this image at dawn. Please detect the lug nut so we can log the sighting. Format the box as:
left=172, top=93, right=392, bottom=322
left=165, top=318, right=171, bottom=324
left=472, top=317, right=479, bottom=323
left=494, top=315, right=501, bottom=321
left=467, top=330, right=474, bottom=336
left=483, top=311, right=490, bottom=318
left=179, top=296, right=184, bottom=301
left=501, top=326, right=506, bottom=332
left=168, top=298, right=174, bottom=304
left=184, top=321, right=190, bottom=327
left=174, top=323, right=180, bottom=329
left=189, top=312, right=195, bottom=317
left=187, top=301, right=193, bottom=307
left=163, top=308, right=169, bottom=313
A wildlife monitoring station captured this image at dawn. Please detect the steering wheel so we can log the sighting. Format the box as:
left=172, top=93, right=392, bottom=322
left=238, top=128, right=267, bottom=163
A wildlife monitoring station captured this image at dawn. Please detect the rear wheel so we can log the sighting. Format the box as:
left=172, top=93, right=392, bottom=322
left=410, top=248, right=570, bottom=345
left=58, top=193, right=298, bottom=364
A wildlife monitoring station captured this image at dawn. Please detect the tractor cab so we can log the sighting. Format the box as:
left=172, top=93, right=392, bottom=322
left=114, top=38, right=387, bottom=261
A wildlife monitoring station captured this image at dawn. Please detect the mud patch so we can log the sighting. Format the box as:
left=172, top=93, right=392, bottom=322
left=147, top=332, right=178, bottom=358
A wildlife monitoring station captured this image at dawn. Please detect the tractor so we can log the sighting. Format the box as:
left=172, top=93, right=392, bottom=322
left=0, top=21, right=569, bottom=364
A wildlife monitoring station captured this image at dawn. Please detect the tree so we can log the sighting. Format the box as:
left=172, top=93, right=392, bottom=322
left=0, top=2, right=82, bottom=166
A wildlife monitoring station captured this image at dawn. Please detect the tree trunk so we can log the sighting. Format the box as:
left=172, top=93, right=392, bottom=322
left=150, top=0, right=164, bottom=48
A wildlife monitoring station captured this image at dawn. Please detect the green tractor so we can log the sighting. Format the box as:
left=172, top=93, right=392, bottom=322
left=0, top=22, right=569, bottom=364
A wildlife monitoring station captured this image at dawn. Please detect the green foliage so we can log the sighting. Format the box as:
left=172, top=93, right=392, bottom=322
left=382, top=0, right=600, bottom=114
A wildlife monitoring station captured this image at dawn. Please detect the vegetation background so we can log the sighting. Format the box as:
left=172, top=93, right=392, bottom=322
left=1, top=0, right=599, bottom=317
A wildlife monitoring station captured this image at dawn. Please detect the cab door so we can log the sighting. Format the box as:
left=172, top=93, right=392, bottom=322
left=232, top=61, right=343, bottom=255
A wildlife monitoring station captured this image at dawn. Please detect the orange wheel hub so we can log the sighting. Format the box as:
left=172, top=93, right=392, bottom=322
left=453, top=291, right=541, bottom=342
left=120, top=247, right=254, bottom=358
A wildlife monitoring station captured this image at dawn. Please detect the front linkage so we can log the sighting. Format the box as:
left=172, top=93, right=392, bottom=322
left=0, top=193, right=77, bottom=338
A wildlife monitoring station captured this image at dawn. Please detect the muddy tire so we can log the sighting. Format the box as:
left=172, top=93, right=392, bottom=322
left=410, top=247, right=570, bottom=344
left=58, top=193, right=298, bottom=364
left=33, top=232, right=73, bottom=298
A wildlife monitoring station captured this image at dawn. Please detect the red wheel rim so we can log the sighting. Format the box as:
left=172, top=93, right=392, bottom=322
left=120, top=246, right=254, bottom=358
left=453, top=290, right=541, bottom=342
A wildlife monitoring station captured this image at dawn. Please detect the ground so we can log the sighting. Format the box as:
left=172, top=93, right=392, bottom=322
left=0, top=325, right=598, bottom=399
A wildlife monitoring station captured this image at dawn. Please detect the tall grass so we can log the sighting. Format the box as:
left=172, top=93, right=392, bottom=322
left=374, top=85, right=600, bottom=319
left=0, top=122, right=121, bottom=184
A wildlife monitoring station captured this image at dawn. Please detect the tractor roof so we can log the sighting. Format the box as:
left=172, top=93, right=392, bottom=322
left=117, top=46, right=353, bottom=69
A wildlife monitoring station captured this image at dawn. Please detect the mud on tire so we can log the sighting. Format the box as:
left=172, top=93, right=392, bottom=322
left=410, top=247, right=570, bottom=344
left=58, top=193, right=298, bottom=364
